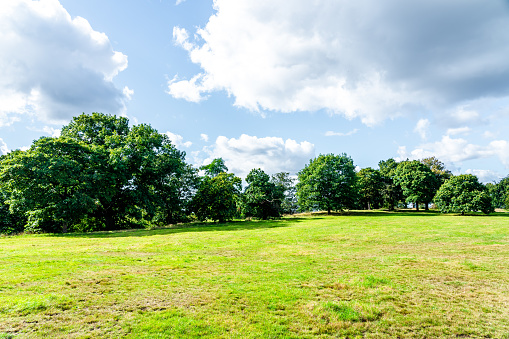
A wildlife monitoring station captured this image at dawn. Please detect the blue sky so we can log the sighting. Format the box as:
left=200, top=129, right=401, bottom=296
left=1, top=0, right=509, bottom=181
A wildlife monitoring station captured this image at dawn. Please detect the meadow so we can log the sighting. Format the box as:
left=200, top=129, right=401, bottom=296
left=0, top=211, right=508, bottom=338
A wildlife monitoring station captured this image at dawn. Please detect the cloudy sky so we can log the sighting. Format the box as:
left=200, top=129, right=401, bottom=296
left=1, top=0, right=509, bottom=181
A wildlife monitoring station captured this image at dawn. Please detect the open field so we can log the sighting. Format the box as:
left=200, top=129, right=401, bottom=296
left=1, top=211, right=508, bottom=338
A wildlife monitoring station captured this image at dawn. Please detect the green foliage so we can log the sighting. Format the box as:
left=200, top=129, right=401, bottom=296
left=0, top=113, right=196, bottom=233
left=200, top=158, right=228, bottom=177
left=0, top=137, right=100, bottom=233
left=420, top=156, right=452, bottom=184
left=486, top=176, right=509, bottom=209
left=394, top=160, right=440, bottom=210
left=434, top=174, right=494, bottom=214
left=191, top=172, right=241, bottom=222
left=378, top=158, right=404, bottom=210
left=270, top=172, right=298, bottom=214
left=297, top=153, right=358, bottom=214
left=357, top=167, right=384, bottom=210
left=242, top=168, right=284, bottom=219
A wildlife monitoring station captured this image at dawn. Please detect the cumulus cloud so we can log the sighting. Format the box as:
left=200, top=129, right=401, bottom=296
left=446, top=127, right=471, bottom=136
left=165, top=131, right=192, bottom=148
left=200, top=133, right=209, bottom=142
left=203, top=134, right=315, bottom=178
left=0, top=0, right=130, bottom=126
left=397, top=136, right=509, bottom=168
left=170, top=0, right=509, bottom=125
left=0, top=138, right=8, bottom=155
left=325, top=129, right=358, bottom=137
left=414, top=119, right=430, bottom=140
left=465, top=169, right=502, bottom=184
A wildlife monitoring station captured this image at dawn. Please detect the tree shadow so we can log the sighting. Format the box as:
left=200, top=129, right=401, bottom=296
left=52, top=217, right=309, bottom=239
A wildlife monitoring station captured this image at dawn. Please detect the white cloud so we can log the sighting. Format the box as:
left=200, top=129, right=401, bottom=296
left=0, top=0, right=130, bottom=126
left=27, top=125, right=61, bottom=137
left=175, top=0, right=187, bottom=5
left=167, top=74, right=208, bottom=103
left=165, top=131, right=192, bottom=148
left=203, top=134, right=315, bottom=178
left=325, top=129, right=358, bottom=137
left=414, top=119, right=430, bottom=140
left=200, top=133, right=209, bottom=142
left=170, top=0, right=509, bottom=125
left=464, top=169, right=502, bottom=184
left=446, top=127, right=471, bottom=136
left=397, top=136, right=509, bottom=168
left=0, top=138, right=9, bottom=155
left=483, top=131, right=498, bottom=139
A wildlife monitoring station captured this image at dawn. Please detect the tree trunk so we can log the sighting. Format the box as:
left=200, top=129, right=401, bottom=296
left=425, top=202, right=429, bottom=211
left=415, top=202, right=419, bottom=211
left=367, top=202, right=371, bottom=210
left=327, top=207, right=331, bottom=215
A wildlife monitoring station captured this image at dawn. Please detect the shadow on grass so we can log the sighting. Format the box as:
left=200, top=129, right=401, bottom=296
left=48, top=209, right=508, bottom=238
left=52, top=218, right=311, bottom=239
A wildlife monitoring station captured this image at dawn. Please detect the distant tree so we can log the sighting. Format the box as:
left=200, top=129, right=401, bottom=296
left=270, top=172, right=298, bottom=214
left=378, top=158, right=404, bottom=210
left=434, top=174, right=494, bottom=215
left=357, top=167, right=384, bottom=210
left=297, top=154, right=358, bottom=214
left=200, top=158, right=228, bottom=177
left=242, top=168, right=284, bottom=219
left=191, top=172, right=242, bottom=222
left=486, top=176, right=509, bottom=209
left=394, top=160, right=440, bottom=211
left=420, top=156, right=452, bottom=184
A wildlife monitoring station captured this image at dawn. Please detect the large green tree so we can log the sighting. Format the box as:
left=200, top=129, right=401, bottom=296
left=191, top=172, right=242, bottom=222
left=486, top=176, right=509, bottom=209
left=357, top=167, right=384, bottom=210
left=270, top=172, right=297, bottom=214
left=0, top=137, right=100, bottom=233
left=297, top=154, right=358, bottom=214
left=1, top=112, right=196, bottom=233
left=434, top=174, right=494, bottom=215
left=242, top=168, right=284, bottom=219
left=378, top=158, right=404, bottom=210
left=394, top=160, right=440, bottom=211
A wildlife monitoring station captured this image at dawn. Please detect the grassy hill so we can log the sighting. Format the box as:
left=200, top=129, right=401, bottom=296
left=1, top=211, right=508, bottom=338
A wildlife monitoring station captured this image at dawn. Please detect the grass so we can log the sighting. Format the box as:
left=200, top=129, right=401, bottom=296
left=0, top=210, right=508, bottom=338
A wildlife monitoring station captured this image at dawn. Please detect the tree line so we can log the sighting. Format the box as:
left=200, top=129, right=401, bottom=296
left=1, top=113, right=508, bottom=234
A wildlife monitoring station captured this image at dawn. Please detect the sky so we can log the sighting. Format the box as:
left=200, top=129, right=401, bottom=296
left=1, top=0, right=509, bottom=182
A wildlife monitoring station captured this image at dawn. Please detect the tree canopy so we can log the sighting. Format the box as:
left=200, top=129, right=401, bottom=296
left=394, top=160, right=440, bottom=211
left=434, top=174, right=494, bottom=215
left=297, top=154, right=358, bottom=214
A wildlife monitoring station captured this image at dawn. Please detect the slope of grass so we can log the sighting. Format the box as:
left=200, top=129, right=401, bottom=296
left=1, top=211, right=508, bottom=338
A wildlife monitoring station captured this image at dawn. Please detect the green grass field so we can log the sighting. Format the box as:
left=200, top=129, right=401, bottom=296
left=1, top=211, right=508, bottom=338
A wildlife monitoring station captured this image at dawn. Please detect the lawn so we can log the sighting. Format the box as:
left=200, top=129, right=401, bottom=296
left=1, top=211, right=508, bottom=338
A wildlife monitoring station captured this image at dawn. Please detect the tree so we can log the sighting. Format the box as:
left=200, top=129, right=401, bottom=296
left=487, top=176, right=509, bottom=209
left=297, top=154, right=358, bottom=214
left=200, top=158, right=228, bottom=177
left=394, top=160, right=440, bottom=211
left=0, top=137, right=100, bottom=233
left=434, top=174, right=494, bottom=215
left=242, top=168, right=284, bottom=219
left=357, top=167, right=384, bottom=210
left=112, top=124, right=194, bottom=225
left=378, top=158, right=404, bottom=210
left=271, top=172, right=298, bottom=214
left=191, top=172, right=242, bottom=222
left=420, top=156, right=452, bottom=185
left=63, top=113, right=196, bottom=227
